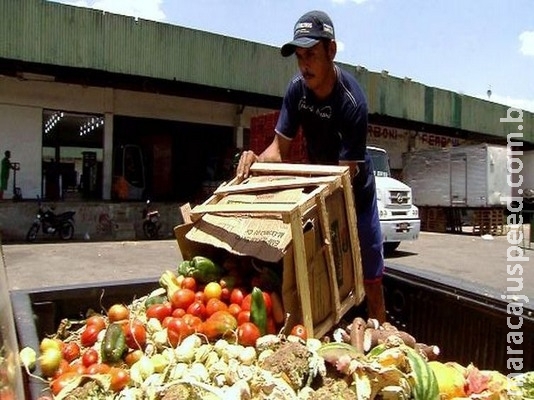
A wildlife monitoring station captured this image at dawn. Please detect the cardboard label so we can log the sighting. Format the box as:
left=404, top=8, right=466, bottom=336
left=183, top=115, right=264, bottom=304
left=186, top=213, right=292, bottom=263
left=185, top=186, right=304, bottom=263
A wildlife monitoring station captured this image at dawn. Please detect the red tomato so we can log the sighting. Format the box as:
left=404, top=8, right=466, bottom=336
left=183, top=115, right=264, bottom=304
left=53, top=359, right=70, bottom=379
left=167, top=317, right=193, bottom=347
left=109, top=367, right=130, bottom=392
left=186, top=301, right=207, bottom=320
left=182, top=277, right=197, bottom=291
left=220, top=287, right=231, bottom=302
left=172, top=308, right=186, bottom=318
left=162, top=316, right=174, bottom=328
left=171, top=289, right=196, bottom=310
left=80, top=324, right=100, bottom=347
left=267, top=317, right=277, bottom=334
left=237, top=310, right=251, bottom=325
left=124, top=350, right=143, bottom=367
left=262, top=292, right=273, bottom=316
left=241, top=294, right=252, bottom=311
left=51, top=372, right=80, bottom=396
left=68, top=361, right=87, bottom=375
left=62, top=342, right=81, bottom=363
left=122, top=320, right=147, bottom=350
left=228, top=303, right=241, bottom=317
left=86, top=315, right=106, bottom=332
left=237, top=322, right=261, bottom=347
left=107, top=304, right=130, bottom=322
left=86, top=362, right=111, bottom=375
left=81, top=348, right=99, bottom=368
left=290, top=324, right=308, bottom=340
left=230, top=288, right=246, bottom=306
left=146, top=303, right=172, bottom=322
left=182, top=314, right=202, bottom=332
left=194, top=290, right=206, bottom=304
left=205, top=298, right=228, bottom=317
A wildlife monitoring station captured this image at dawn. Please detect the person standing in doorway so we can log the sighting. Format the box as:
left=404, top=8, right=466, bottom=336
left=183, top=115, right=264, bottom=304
left=237, top=10, right=386, bottom=322
left=0, top=150, right=14, bottom=200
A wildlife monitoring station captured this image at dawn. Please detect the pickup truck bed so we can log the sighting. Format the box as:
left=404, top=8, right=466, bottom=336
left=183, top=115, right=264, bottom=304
left=10, top=264, right=533, bottom=399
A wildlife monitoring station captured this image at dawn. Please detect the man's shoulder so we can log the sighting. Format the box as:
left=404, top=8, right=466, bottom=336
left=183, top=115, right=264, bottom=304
left=336, top=66, right=367, bottom=108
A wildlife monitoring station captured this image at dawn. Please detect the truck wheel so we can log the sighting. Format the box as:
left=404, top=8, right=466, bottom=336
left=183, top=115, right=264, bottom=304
left=383, top=242, right=400, bottom=254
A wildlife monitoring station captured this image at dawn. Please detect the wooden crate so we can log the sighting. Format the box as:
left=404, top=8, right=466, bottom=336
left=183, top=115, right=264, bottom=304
left=174, top=163, right=365, bottom=338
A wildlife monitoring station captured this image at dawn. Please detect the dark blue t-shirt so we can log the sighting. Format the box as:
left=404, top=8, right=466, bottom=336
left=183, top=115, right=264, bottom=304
left=275, top=66, right=384, bottom=280
left=275, top=65, right=368, bottom=165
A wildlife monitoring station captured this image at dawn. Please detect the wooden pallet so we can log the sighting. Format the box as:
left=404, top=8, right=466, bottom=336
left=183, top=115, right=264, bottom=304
left=420, top=207, right=449, bottom=233
left=472, top=208, right=506, bottom=236
left=175, top=162, right=365, bottom=338
left=419, top=207, right=464, bottom=233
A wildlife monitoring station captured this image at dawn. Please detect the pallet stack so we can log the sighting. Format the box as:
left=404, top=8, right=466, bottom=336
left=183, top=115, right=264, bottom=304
left=471, top=208, right=506, bottom=236
left=419, top=206, right=448, bottom=233
left=249, top=111, right=308, bottom=163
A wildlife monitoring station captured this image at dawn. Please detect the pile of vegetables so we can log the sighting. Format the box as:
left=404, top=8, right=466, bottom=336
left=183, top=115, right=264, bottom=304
left=17, top=254, right=531, bottom=399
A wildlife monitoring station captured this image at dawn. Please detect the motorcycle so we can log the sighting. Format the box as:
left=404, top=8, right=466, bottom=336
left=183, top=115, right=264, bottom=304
left=26, top=196, right=76, bottom=242
left=142, top=199, right=161, bottom=239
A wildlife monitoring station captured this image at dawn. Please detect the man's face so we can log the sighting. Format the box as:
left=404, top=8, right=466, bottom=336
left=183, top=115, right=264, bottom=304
left=295, top=41, right=334, bottom=94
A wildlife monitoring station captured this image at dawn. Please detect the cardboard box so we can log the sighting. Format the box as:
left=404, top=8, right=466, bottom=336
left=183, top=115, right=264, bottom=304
left=174, top=163, right=365, bottom=338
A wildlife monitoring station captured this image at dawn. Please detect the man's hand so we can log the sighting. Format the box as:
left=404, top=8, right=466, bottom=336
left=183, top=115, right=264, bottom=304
left=236, top=150, right=259, bottom=182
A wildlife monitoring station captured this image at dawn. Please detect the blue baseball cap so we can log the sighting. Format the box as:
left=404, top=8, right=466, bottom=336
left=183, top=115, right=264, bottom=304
left=281, top=10, right=335, bottom=57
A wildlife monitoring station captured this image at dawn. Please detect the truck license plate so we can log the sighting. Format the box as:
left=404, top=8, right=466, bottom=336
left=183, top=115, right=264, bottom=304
left=397, top=223, right=409, bottom=232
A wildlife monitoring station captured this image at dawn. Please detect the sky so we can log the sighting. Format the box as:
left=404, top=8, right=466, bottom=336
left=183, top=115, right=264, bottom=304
left=51, top=0, right=534, bottom=112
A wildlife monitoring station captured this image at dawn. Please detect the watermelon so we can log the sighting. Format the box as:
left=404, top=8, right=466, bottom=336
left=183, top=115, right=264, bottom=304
left=369, top=343, right=440, bottom=400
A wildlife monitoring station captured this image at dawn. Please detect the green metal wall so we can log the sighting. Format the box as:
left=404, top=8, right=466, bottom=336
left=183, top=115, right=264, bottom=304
left=1, top=0, right=532, bottom=143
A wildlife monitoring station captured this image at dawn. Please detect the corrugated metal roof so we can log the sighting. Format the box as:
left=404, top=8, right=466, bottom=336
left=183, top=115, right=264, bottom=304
left=1, top=0, right=532, bottom=143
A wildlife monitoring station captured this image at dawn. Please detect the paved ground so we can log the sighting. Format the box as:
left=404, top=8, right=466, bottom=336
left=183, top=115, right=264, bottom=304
left=2, top=226, right=533, bottom=300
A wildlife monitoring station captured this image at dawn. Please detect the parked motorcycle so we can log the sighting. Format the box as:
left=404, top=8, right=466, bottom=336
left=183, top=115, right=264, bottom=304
left=142, top=199, right=161, bottom=239
left=26, top=196, right=76, bottom=242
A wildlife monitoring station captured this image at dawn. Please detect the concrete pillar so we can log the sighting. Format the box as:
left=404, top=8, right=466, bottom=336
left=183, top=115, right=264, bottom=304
left=235, top=126, right=244, bottom=150
left=102, top=113, right=113, bottom=200
left=234, top=105, right=245, bottom=150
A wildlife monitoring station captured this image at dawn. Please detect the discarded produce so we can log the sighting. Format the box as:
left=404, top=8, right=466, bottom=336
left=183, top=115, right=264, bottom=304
left=18, top=254, right=529, bottom=399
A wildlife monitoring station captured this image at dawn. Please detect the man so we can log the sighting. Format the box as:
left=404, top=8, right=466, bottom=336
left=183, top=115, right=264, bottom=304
left=237, top=10, right=386, bottom=322
left=0, top=150, right=13, bottom=200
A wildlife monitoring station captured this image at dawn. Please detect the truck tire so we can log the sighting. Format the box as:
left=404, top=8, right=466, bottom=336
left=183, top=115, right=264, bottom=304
left=383, top=241, right=400, bottom=254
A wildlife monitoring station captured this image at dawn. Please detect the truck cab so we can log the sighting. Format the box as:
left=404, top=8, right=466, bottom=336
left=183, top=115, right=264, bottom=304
left=368, top=146, right=420, bottom=253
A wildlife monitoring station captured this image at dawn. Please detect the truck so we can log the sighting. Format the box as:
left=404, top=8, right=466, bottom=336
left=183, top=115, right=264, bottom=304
left=402, top=143, right=510, bottom=208
left=368, top=146, right=421, bottom=253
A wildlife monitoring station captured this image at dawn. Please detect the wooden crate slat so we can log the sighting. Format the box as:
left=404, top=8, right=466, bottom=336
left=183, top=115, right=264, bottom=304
left=316, top=191, right=342, bottom=324
left=289, top=208, right=314, bottom=336
left=214, top=176, right=339, bottom=195
left=341, top=172, right=365, bottom=303
left=251, top=162, right=349, bottom=176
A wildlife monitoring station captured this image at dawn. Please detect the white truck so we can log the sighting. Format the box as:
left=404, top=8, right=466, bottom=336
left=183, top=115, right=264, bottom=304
left=368, top=146, right=420, bottom=253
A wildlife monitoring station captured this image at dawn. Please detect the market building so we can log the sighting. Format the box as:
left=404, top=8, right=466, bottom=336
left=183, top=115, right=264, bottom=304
left=0, top=0, right=533, bottom=241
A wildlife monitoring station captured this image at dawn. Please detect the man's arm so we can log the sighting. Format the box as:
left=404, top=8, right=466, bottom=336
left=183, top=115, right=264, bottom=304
left=339, top=160, right=360, bottom=179
left=236, top=134, right=292, bottom=181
